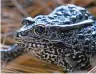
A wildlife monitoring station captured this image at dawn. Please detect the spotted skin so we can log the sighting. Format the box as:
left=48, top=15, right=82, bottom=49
left=1, top=4, right=96, bottom=72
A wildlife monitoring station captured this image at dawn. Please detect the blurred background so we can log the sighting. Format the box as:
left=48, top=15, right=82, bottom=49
left=1, top=0, right=96, bottom=73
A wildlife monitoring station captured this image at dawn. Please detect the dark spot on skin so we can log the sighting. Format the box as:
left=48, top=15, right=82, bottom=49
left=70, top=16, right=77, bottom=23
left=72, top=39, right=78, bottom=44
left=77, top=14, right=83, bottom=21
left=78, top=34, right=84, bottom=39
left=51, top=33, right=56, bottom=39
left=84, top=38, right=91, bottom=45
left=48, top=16, right=54, bottom=19
left=64, top=21, right=70, bottom=24
left=85, top=14, right=89, bottom=19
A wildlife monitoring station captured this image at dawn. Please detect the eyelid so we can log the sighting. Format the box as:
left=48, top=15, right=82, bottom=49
left=22, top=20, right=35, bottom=26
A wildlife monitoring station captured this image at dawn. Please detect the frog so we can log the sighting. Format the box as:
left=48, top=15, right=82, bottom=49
left=1, top=4, right=96, bottom=72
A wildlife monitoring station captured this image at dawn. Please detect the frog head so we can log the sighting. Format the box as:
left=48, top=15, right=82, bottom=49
left=15, top=16, right=93, bottom=45
left=15, top=17, right=63, bottom=44
left=15, top=4, right=94, bottom=48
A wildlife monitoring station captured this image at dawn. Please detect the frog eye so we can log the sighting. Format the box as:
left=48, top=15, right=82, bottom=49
left=34, top=25, right=45, bottom=35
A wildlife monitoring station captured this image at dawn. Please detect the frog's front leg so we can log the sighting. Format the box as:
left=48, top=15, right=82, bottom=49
left=56, top=47, right=92, bottom=72
left=72, top=51, right=92, bottom=70
left=1, top=44, right=25, bottom=62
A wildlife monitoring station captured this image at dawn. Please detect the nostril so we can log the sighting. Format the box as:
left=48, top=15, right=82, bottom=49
left=16, top=32, right=20, bottom=37
left=16, top=31, right=28, bottom=37
left=21, top=31, right=28, bottom=36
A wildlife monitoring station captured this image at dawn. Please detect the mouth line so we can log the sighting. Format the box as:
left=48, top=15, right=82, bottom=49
left=15, top=37, right=41, bottom=43
left=15, top=37, right=62, bottom=49
left=17, top=41, right=52, bottom=49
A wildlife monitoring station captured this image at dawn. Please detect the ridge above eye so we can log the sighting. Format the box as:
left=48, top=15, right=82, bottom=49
left=22, top=17, right=35, bottom=26
left=22, top=20, right=35, bottom=26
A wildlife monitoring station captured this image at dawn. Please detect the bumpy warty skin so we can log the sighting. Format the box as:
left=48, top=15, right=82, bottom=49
left=1, top=4, right=96, bottom=72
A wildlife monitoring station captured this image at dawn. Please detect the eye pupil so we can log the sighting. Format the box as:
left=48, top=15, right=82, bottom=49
left=37, top=26, right=44, bottom=33
left=35, top=25, right=45, bottom=35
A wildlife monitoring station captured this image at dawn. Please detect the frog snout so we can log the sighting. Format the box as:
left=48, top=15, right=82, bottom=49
left=16, top=31, right=28, bottom=37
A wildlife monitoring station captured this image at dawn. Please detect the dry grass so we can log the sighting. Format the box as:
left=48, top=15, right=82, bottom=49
left=1, top=53, right=64, bottom=73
